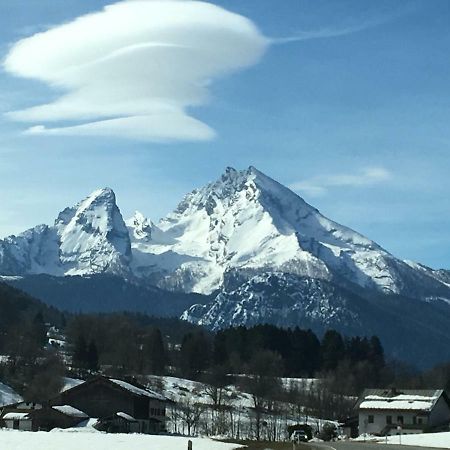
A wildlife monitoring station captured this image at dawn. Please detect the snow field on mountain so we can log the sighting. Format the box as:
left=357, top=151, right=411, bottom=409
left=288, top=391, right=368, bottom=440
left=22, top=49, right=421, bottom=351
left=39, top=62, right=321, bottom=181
left=0, top=429, right=242, bottom=450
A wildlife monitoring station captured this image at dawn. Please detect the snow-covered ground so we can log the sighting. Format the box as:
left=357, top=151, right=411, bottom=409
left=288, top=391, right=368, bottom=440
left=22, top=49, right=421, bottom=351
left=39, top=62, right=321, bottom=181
left=355, top=432, right=450, bottom=448
left=147, top=375, right=334, bottom=441
left=384, top=431, right=450, bottom=448
left=0, top=429, right=242, bottom=450
left=0, top=381, right=22, bottom=406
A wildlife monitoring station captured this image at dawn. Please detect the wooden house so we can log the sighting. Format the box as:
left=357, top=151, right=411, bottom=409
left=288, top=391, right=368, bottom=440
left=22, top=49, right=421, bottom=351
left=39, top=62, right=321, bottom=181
left=50, top=375, right=168, bottom=434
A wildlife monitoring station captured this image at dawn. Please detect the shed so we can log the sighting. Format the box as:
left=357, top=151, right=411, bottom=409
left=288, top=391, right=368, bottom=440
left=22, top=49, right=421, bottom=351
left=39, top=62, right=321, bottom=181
left=96, top=411, right=140, bottom=434
left=2, top=412, right=32, bottom=431
left=30, top=405, right=88, bottom=431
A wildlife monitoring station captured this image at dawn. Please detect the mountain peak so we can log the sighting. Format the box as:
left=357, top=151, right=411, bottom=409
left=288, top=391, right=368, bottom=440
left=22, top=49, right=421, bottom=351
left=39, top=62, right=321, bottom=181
left=53, top=187, right=131, bottom=275
left=127, top=211, right=153, bottom=241
left=84, top=187, right=116, bottom=205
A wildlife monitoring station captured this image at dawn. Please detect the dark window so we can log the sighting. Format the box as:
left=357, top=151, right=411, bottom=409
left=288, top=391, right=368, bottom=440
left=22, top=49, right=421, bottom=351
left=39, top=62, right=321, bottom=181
left=397, top=416, right=404, bottom=424
left=413, top=416, right=417, bottom=425
left=386, top=416, right=392, bottom=424
left=368, top=415, right=374, bottom=424
left=417, top=417, right=423, bottom=425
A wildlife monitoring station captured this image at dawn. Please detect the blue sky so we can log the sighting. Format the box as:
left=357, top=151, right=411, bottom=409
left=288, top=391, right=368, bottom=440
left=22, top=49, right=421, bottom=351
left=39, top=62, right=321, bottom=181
left=0, top=0, right=449, bottom=269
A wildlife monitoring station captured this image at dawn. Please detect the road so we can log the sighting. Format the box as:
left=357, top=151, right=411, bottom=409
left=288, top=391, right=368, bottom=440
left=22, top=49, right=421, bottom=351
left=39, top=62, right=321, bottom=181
left=309, top=441, right=445, bottom=450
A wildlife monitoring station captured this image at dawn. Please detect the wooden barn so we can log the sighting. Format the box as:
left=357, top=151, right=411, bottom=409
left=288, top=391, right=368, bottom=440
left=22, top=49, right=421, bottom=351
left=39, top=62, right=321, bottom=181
left=50, top=375, right=168, bottom=434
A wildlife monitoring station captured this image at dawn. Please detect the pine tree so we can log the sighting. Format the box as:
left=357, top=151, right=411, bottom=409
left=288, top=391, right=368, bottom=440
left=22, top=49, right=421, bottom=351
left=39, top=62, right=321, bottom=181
left=87, top=340, right=99, bottom=372
left=72, top=335, right=88, bottom=369
left=144, top=328, right=167, bottom=375
left=321, top=330, right=345, bottom=371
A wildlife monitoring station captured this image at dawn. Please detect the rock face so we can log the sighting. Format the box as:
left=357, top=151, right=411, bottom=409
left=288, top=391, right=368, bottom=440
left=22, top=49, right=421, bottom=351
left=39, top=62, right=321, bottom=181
left=1, top=167, right=450, bottom=366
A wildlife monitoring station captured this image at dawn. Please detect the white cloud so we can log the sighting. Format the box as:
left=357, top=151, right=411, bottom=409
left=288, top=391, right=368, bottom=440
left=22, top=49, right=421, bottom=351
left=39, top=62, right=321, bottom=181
left=290, top=167, right=392, bottom=197
left=4, top=0, right=268, bottom=142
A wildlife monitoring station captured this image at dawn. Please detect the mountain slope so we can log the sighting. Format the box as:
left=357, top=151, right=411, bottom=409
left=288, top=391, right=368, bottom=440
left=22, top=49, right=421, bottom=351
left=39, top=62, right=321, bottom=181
left=127, top=166, right=449, bottom=300
left=4, top=274, right=209, bottom=317
left=183, top=272, right=450, bottom=368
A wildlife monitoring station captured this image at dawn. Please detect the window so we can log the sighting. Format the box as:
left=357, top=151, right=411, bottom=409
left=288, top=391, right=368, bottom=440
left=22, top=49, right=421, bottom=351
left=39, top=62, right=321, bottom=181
left=386, top=416, right=392, bottom=425
left=397, top=416, right=404, bottom=424
left=417, top=417, right=423, bottom=425
left=413, top=416, right=417, bottom=425
left=368, top=415, right=374, bottom=424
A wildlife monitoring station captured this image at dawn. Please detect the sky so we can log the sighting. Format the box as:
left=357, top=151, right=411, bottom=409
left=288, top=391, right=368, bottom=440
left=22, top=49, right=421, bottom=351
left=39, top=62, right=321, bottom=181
left=0, top=0, right=449, bottom=269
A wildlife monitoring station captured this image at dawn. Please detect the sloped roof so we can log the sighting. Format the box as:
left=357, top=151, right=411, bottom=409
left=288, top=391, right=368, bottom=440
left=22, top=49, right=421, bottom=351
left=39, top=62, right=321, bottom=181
left=3, top=412, right=30, bottom=420
left=116, top=411, right=137, bottom=422
left=356, top=389, right=447, bottom=412
left=109, top=378, right=166, bottom=401
left=52, top=405, right=88, bottom=418
left=58, top=375, right=167, bottom=402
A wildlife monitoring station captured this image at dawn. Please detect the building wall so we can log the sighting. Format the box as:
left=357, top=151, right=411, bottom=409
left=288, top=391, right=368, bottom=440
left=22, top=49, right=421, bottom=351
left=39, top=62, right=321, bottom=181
left=429, top=396, right=450, bottom=427
left=149, top=399, right=166, bottom=421
left=358, top=411, right=426, bottom=435
left=4, top=419, right=32, bottom=431
left=30, top=408, right=82, bottom=432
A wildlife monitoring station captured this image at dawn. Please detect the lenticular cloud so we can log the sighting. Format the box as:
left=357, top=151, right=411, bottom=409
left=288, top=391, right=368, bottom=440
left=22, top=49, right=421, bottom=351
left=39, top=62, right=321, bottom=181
left=4, top=0, right=268, bottom=142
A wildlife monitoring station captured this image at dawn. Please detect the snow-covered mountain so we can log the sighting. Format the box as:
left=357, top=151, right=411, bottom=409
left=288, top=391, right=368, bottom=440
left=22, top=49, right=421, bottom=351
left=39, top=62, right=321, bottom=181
left=0, top=188, right=131, bottom=276
left=1, top=167, right=449, bottom=296
left=1, top=167, right=449, bottom=330
left=125, top=166, right=448, bottom=299
left=2, top=166, right=450, bottom=365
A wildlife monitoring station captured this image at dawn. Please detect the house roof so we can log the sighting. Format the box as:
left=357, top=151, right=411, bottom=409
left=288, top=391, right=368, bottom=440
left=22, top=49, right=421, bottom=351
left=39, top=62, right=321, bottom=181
left=58, top=376, right=167, bottom=402
left=52, top=405, right=88, bottom=418
left=357, top=389, right=447, bottom=413
left=116, top=412, right=137, bottom=422
left=109, top=378, right=166, bottom=402
left=3, top=412, right=30, bottom=420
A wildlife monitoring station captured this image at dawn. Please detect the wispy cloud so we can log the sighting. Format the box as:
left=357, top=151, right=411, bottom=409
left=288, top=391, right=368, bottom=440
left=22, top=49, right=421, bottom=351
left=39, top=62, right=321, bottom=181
left=290, top=167, right=392, bottom=197
left=3, top=0, right=268, bottom=142
left=272, top=6, right=411, bottom=45
left=272, top=23, right=379, bottom=44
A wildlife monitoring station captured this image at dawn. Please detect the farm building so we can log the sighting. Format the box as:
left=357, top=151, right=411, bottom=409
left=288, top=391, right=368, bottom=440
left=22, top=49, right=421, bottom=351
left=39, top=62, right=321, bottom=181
left=356, top=388, right=450, bottom=436
left=50, top=375, right=169, bottom=434
left=0, top=402, right=87, bottom=431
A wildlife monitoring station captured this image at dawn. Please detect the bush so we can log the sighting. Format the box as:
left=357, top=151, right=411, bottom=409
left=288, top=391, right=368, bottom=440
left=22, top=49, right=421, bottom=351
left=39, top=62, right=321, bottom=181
left=319, top=422, right=337, bottom=441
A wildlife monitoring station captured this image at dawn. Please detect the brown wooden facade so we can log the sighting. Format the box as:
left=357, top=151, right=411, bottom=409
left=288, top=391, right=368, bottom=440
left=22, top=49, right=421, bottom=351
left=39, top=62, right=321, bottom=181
left=50, top=376, right=168, bottom=434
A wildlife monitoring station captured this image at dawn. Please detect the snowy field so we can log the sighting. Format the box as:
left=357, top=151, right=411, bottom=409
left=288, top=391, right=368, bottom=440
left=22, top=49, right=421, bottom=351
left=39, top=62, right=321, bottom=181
left=384, top=431, right=450, bottom=448
left=356, top=432, right=450, bottom=449
left=0, top=430, right=242, bottom=450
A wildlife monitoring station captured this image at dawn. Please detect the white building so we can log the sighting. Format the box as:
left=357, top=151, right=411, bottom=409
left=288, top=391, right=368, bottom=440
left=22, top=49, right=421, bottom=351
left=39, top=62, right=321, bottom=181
left=357, top=389, right=450, bottom=436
